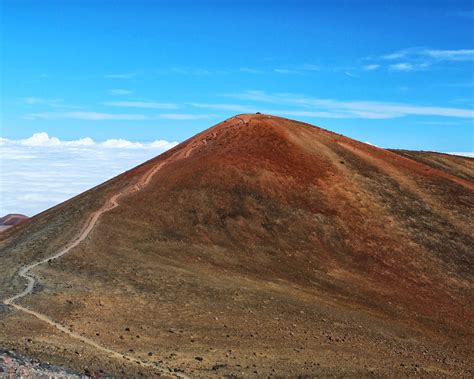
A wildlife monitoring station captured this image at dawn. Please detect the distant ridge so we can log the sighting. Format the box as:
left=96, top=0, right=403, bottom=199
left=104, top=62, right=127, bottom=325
left=0, top=213, right=28, bottom=231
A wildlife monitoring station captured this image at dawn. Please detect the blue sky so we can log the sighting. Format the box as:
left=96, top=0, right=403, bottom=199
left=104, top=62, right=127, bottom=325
left=0, top=0, right=473, bottom=215
left=1, top=0, right=473, bottom=150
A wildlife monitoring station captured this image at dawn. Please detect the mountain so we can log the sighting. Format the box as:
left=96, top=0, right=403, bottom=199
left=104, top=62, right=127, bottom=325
left=1, top=114, right=473, bottom=378
left=0, top=214, right=28, bottom=232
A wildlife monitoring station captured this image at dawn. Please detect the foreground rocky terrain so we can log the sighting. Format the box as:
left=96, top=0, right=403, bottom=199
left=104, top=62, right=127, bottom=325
left=0, top=114, right=473, bottom=377
left=0, top=349, right=83, bottom=378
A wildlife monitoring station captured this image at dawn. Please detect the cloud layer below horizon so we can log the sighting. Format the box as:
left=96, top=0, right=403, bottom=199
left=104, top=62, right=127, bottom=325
left=0, top=133, right=177, bottom=216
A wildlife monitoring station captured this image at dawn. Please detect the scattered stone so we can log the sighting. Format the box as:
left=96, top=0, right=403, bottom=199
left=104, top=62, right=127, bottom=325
left=212, top=364, right=227, bottom=370
left=195, top=356, right=203, bottom=362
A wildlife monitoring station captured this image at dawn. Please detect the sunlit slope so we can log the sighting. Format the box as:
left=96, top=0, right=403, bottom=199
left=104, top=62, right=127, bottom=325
left=1, top=114, right=473, bottom=377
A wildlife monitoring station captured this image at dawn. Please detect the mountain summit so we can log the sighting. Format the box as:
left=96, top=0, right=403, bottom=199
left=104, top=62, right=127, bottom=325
left=1, top=114, right=473, bottom=377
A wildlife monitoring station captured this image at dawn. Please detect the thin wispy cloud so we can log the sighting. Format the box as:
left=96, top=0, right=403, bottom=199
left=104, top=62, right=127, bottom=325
left=396, top=48, right=474, bottom=62
left=24, top=112, right=149, bottom=120
left=363, top=64, right=381, bottom=71
left=225, top=90, right=474, bottom=119
left=273, top=64, right=320, bottom=75
left=240, top=64, right=320, bottom=75
left=104, top=101, right=178, bottom=109
left=22, top=97, right=62, bottom=105
left=425, top=49, right=474, bottom=61
left=21, top=97, right=82, bottom=109
left=262, top=109, right=351, bottom=119
left=274, top=68, right=301, bottom=74
left=366, top=47, right=474, bottom=72
left=345, top=71, right=359, bottom=78
left=389, top=63, right=416, bottom=72
left=382, top=51, right=408, bottom=60
left=189, top=102, right=336, bottom=117
left=108, top=89, right=133, bottom=95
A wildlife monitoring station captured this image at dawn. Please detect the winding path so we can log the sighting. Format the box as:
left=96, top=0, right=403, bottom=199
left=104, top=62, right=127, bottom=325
left=2, top=145, right=198, bottom=377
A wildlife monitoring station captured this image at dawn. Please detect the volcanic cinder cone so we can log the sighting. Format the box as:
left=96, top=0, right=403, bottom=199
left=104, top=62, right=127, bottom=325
left=1, top=114, right=473, bottom=377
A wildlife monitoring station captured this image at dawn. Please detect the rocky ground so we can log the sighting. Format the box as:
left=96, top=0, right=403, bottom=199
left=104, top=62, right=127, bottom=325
left=0, top=349, right=85, bottom=378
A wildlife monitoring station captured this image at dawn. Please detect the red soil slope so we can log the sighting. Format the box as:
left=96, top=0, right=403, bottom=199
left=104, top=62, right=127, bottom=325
left=1, top=114, right=473, bottom=377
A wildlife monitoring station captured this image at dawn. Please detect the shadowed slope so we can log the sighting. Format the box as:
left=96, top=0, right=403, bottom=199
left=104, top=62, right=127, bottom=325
left=1, top=114, right=473, bottom=377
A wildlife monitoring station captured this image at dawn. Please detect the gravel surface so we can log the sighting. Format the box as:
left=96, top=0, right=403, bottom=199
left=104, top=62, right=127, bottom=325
left=0, top=349, right=86, bottom=378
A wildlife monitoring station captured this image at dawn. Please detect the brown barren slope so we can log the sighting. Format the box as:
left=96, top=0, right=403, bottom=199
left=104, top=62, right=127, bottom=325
left=1, top=114, right=473, bottom=377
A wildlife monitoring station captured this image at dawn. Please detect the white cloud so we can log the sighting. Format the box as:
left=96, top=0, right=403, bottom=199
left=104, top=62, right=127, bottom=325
left=21, top=97, right=82, bottom=109
left=104, top=101, right=178, bottom=109
left=108, top=89, right=133, bottom=95
left=274, top=68, right=300, bottom=74
left=190, top=102, right=347, bottom=118
left=345, top=71, right=358, bottom=78
left=24, top=112, right=149, bottom=120
left=363, top=64, right=381, bottom=71
left=1, top=133, right=176, bottom=149
left=445, top=152, right=474, bottom=158
left=22, top=97, right=62, bottom=105
left=425, top=49, right=474, bottom=61
left=15, top=133, right=94, bottom=147
left=149, top=140, right=175, bottom=148
left=382, top=51, right=407, bottom=60
left=240, top=64, right=319, bottom=75
left=370, top=48, right=474, bottom=72
left=389, top=62, right=415, bottom=71
left=20, top=132, right=62, bottom=146
left=0, top=134, right=178, bottom=216
left=101, top=139, right=145, bottom=148
left=224, top=90, right=474, bottom=119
